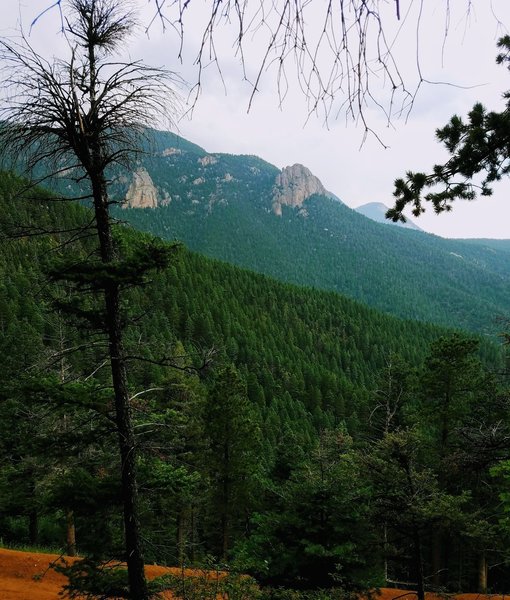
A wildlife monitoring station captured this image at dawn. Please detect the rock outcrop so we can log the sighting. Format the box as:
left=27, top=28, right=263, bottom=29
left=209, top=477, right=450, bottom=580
left=162, top=147, right=182, bottom=156
left=272, top=164, right=328, bottom=216
left=198, top=155, right=218, bottom=166
left=124, top=168, right=158, bottom=209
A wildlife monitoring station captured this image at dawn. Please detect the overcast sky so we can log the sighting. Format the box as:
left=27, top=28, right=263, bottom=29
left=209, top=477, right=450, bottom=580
left=3, top=0, right=510, bottom=238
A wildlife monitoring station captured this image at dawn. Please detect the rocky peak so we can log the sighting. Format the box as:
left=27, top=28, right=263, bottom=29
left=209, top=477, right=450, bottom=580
left=124, top=168, right=158, bottom=209
left=272, top=164, right=328, bottom=216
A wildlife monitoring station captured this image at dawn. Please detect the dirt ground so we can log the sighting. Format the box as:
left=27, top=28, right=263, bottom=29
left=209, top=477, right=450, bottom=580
left=376, top=589, right=508, bottom=600
left=0, top=547, right=197, bottom=599
left=0, top=547, right=508, bottom=600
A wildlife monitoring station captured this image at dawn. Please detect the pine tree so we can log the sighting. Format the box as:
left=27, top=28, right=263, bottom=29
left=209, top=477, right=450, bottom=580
left=388, top=36, right=510, bottom=223
left=0, top=2, right=179, bottom=596
left=204, top=365, right=263, bottom=559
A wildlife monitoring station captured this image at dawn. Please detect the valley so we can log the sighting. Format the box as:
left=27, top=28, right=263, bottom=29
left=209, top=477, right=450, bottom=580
left=78, top=129, right=510, bottom=336
left=1, top=7, right=510, bottom=595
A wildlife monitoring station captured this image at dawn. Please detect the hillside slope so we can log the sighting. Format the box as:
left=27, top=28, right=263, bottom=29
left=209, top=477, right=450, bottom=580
left=0, top=547, right=507, bottom=600
left=2, top=170, right=499, bottom=432
left=24, top=128, right=510, bottom=335
left=100, top=130, right=510, bottom=335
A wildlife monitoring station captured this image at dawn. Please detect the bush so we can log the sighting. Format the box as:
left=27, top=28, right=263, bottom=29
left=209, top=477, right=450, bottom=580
left=54, top=558, right=131, bottom=599
left=152, top=569, right=262, bottom=599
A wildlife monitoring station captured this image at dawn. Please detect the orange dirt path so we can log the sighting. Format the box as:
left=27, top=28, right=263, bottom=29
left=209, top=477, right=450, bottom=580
left=0, top=547, right=200, bottom=599
left=376, top=590, right=508, bottom=600
left=0, top=548, right=508, bottom=600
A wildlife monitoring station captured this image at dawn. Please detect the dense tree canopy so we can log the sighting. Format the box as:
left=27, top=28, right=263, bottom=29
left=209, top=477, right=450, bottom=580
left=1, top=171, right=510, bottom=596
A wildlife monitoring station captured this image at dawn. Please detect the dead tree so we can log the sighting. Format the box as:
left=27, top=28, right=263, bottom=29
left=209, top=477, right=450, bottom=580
left=32, top=1, right=505, bottom=141
left=0, top=1, right=179, bottom=598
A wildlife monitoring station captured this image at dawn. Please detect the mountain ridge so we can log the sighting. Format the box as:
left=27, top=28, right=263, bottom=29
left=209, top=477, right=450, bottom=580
left=20, top=127, right=510, bottom=336
left=355, top=201, right=423, bottom=231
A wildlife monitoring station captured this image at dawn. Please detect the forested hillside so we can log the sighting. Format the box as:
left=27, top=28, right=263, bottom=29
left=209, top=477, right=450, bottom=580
left=97, top=130, right=510, bottom=336
left=2, top=170, right=510, bottom=597
left=28, top=128, right=510, bottom=336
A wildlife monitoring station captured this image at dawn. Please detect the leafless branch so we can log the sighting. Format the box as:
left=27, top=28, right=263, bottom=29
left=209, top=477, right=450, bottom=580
left=125, top=345, right=217, bottom=375
left=27, top=1, right=505, bottom=141
left=0, top=29, right=182, bottom=184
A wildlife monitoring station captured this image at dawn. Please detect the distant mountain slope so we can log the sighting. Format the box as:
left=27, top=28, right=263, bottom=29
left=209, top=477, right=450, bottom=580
left=460, top=238, right=510, bottom=253
left=355, top=202, right=423, bottom=231
left=2, top=169, right=482, bottom=430
left=25, top=129, right=510, bottom=335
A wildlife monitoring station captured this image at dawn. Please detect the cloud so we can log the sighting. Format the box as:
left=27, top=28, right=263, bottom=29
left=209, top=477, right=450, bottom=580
left=4, top=0, right=510, bottom=238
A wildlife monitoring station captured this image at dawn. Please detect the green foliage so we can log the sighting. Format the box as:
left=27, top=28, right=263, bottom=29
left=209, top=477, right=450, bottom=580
left=1, top=170, right=510, bottom=592
left=88, top=134, right=510, bottom=336
left=389, top=36, right=510, bottom=227
left=258, top=589, right=375, bottom=600
left=54, top=558, right=131, bottom=599
left=152, top=569, right=262, bottom=600
left=35, top=124, right=510, bottom=335
left=235, top=429, right=379, bottom=590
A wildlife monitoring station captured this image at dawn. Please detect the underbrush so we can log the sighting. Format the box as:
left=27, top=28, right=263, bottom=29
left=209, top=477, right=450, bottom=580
left=0, top=539, right=65, bottom=556
left=55, top=557, right=354, bottom=600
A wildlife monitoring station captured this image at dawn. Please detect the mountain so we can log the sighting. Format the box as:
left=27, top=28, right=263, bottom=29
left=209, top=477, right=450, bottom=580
left=1, top=170, right=507, bottom=592
left=460, top=238, right=510, bottom=253
left=0, top=169, right=479, bottom=433
left=25, top=129, right=510, bottom=335
left=355, top=201, right=423, bottom=231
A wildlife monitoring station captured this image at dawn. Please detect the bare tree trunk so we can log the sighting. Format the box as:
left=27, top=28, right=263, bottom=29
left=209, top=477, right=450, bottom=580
left=105, top=261, right=148, bottom=600
left=66, top=509, right=77, bottom=557
left=92, top=175, right=149, bottom=600
left=478, top=551, right=488, bottom=594
left=412, top=527, right=425, bottom=600
left=177, top=505, right=190, bottom=566
left=221, top=443, right=230, bottom=560
left=190, top=505, right=196, bottom=563
left=221, top=511, right=230, bottom=561
left=382, top=525, right=388, bottom=584
left=403, top=459, right=425, bottom=600
left=431, top=532, right=442, bottom=588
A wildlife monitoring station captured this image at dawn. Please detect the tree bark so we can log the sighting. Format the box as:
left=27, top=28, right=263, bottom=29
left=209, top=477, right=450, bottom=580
left=478, top=551, right=488, bottom=594
left=91, top=173, right=149, bottom=599
left=66, top=509, right=77, bottom=557
left=431, top=532, right=442, bottom=588
left=221, top=442, right=230, bottom=560
left=105, top=255, right=148, bottom=600
left=177, top=505, right=190, bottom=566
left=412, top=527, right=425, bottom=600
left=190, top=505, right=196, bottom=563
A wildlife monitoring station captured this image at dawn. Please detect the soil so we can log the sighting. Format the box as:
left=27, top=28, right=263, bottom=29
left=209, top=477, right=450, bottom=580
left=0, top=548, right=507, bottom=600
left=376, top=590, right=507, bottom=600
left=0, top=547, right=200, bottom=599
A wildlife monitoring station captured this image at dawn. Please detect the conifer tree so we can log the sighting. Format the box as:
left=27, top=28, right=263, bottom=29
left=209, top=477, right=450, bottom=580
left=204, top=365, right=263, bottom=559
left=0, top=1, right=179, bottom=597
left=388, top=36, right=510, bottom=223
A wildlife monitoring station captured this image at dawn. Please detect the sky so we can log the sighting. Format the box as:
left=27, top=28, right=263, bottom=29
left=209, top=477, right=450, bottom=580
left=3, top=0, right=510, bottom=239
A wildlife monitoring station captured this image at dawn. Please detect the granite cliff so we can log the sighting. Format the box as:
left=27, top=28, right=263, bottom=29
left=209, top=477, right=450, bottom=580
left=272, top=164, right=330, bottom=216
left=124, top=168, right=158, bottom=209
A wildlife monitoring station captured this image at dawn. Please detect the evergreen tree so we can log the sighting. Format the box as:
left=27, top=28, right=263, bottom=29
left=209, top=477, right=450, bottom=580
left=238, top=428, right=377, bottom=591
left=0, top=1, right=178, bottom=596
left=388, top=36, right=510, bottom=223
left=203, top=365, right=263, bottom=559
